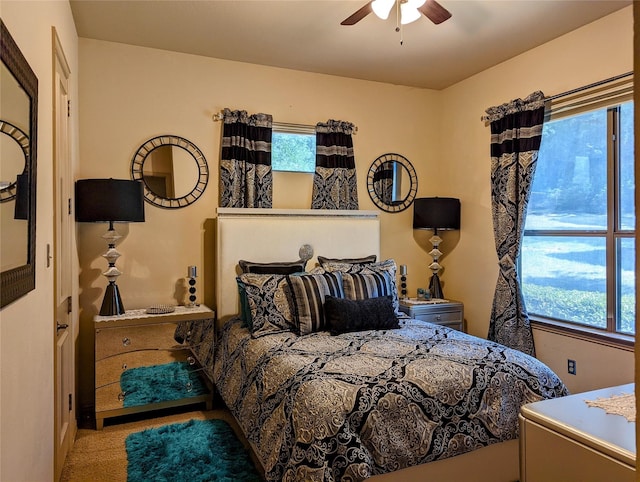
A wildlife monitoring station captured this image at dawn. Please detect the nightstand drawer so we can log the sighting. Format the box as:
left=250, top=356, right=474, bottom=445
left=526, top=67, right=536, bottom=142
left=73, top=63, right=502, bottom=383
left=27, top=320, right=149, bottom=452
left=95, top=322, right=180, bottom=360
left=399, top=300, right=464, bottom=331
left=413, top=310, right=462, bottom=325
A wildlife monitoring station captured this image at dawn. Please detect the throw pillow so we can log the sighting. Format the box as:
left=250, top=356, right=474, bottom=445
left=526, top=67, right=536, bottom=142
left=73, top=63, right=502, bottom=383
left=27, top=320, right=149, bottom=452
left=238, top=273, right=296, bottom=337
left=287, top=272, right=344, bottom=335
left=324, top=295, right=399, bottom=335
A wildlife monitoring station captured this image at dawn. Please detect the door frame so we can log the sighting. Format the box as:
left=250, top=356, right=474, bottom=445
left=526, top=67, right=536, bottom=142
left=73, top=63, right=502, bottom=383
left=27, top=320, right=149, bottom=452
left=53, top=27, right=76, bottom=481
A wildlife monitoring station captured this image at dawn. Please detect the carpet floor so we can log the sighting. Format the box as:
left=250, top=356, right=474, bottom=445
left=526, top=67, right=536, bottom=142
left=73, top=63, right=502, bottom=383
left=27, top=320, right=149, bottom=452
left=60, top=409, right=263, bottom=481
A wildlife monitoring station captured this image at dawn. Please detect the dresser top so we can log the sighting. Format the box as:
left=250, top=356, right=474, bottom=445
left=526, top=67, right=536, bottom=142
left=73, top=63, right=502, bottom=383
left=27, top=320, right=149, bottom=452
left=94, top=304, right=214, bottom=325
left=521, top=383, right=635, bottom=466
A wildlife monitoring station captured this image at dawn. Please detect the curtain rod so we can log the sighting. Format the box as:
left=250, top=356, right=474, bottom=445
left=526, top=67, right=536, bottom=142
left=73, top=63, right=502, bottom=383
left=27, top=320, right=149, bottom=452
left=546, top=71, right=633, bottom=102
left=481, top=71, right=633, bottom=122
left=212, top=112, right=358, bottom=133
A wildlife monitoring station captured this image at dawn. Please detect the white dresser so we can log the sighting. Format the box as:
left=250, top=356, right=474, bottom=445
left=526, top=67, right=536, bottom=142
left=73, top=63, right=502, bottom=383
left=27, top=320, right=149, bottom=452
left=519, top=383, right=635, bottom=482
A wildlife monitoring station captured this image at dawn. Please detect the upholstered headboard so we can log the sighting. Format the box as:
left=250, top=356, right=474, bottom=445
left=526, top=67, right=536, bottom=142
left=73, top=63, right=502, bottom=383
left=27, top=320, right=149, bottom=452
left=215, top=208, right=380, bottom=325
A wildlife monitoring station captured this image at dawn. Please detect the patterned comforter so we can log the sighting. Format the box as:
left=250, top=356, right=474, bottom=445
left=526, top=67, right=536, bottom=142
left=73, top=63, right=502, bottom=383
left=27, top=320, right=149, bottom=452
left=207, top=318, right=567, bottom=481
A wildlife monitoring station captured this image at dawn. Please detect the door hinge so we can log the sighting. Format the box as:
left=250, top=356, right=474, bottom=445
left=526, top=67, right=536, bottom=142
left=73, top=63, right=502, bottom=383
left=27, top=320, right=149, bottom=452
left=67, top=99, right=71, bottom=117
left=66, top=296, right=72, bottom=314
left=68, top=393, right=73, bottom=411
left=68, top=198, right=72, bottom=215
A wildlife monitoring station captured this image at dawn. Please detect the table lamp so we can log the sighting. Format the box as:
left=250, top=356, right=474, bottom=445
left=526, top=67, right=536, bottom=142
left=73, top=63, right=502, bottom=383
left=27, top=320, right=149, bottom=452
left=75, top=179, right=145, bottom=316
left=413, top=197, right=460, bottom=299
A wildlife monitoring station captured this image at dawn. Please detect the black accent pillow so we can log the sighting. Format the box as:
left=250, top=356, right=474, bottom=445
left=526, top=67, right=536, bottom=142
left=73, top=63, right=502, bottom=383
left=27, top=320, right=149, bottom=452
left=324, top=295, right=399, bottom=335
left=239, top=259, right=307, bottom=275
left=317, top=255, right=377, bottom=266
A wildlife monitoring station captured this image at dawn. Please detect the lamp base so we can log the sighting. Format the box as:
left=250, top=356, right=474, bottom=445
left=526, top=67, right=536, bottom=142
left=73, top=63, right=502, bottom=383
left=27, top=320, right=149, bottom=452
left=429, top=273, right=444, bottom=299
left=100, top=282, right=125, bottom=316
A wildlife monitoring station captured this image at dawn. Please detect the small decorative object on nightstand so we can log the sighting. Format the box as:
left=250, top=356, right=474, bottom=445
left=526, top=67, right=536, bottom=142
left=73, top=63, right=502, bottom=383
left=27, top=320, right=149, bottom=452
left=94, top=305, right=214, bottom=429
left=399, top=264, right=408, bottom=299
left=186, top=265, right=198, bottom=307
left=399, top=298, right=464, bottom=331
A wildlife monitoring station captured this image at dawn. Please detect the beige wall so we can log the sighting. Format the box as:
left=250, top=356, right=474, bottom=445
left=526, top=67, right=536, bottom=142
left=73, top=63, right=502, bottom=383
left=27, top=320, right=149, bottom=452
left=440, top=6, right=634, bottom=393
left=0, top=1, right=80, bottom=481
left=76, top=7, right=634, bottom=405
left=76, top=38, right=443, bottom=406
left=0, top=1, right=634, bottom=477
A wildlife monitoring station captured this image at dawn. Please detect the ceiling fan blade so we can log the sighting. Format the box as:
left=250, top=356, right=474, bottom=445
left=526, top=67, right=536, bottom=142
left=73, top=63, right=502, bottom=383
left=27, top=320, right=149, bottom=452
left=418, top=0, right=452, bottom=25
left=341, top=2, right=373, bottom=26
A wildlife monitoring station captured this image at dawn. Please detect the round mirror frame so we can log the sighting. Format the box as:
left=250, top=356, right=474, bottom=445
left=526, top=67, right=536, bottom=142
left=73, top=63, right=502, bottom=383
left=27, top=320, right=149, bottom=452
left=131, top=135, right=209, bottom=209
left=0, top=120, right=29, bottom=203
left=366, top=153, right=418, bottom=213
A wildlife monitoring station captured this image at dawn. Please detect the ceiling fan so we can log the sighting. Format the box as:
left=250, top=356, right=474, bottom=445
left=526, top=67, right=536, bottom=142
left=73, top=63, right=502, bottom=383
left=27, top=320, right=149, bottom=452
left=341, top=0, right=452, bottom=26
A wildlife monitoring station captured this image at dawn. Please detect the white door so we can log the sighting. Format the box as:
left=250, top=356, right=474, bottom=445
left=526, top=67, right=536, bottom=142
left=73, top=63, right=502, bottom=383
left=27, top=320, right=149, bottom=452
left=53, top=29, right=76, bottom=481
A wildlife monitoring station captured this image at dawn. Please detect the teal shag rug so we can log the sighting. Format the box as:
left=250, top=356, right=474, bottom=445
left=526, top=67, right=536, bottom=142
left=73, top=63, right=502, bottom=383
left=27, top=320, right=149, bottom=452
left=120, top=361, right=208, bottom=408
left=126, top=418, right=261, bottom=482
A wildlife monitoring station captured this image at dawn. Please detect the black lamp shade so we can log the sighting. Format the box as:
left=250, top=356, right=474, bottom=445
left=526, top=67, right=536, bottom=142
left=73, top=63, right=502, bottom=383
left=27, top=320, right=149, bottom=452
left=413, top=197, right=460, bottom=230
left=75, top=179, right=145, bottom=223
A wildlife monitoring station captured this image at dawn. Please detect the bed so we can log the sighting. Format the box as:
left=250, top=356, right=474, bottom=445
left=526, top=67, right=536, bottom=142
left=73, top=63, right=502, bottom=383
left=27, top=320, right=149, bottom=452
left=178, top=208, right=568, bottom=482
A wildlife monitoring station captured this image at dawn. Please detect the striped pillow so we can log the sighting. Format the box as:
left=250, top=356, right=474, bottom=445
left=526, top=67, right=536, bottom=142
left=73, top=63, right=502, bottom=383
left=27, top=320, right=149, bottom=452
left=287, top=272, right=344, bottom=335
left=323, top=259, right=400, bottom=315
left=343, top=270, right=392, bottom=299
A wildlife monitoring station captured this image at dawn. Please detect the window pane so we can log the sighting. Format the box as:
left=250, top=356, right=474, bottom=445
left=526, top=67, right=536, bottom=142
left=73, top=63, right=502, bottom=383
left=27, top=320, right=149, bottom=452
left=617, top=237, right=635, bottom=334
left=521, top=236, right=606, bottom=328
left=272, top=132, right=316, bottom=173
left=619, top=102, right=635, bottom=230
left=526, top=110, right=608, bottom=231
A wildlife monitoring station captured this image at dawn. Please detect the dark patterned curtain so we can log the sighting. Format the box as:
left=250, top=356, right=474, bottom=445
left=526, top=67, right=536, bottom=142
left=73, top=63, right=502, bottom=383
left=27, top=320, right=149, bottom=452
left=373, top=161, right=394, bottom=205
left=485, top=91, right=546, bottom=356
left=312, top=120, right=358, bottom=210
left=220, top=108, right=273, bottom=208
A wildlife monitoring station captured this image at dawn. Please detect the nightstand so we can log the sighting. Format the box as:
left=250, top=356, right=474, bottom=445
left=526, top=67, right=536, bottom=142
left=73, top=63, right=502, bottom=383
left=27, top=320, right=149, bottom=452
left=94, top=305, right=215, bottom=429
left=399, top=299, right=464, bottom=331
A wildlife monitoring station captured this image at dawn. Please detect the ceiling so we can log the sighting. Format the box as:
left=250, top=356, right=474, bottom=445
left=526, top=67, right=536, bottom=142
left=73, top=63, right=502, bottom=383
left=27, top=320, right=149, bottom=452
left=70, top=0, right=631, bottom=90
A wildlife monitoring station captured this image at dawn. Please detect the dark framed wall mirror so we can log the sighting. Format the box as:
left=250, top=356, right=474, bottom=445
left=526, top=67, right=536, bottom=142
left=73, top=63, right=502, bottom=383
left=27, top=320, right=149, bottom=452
left=367, top=153, right=417, bottom=213
left=131, top=135, right=209, bottom=209
left=1, top=20, right=38, bottom=308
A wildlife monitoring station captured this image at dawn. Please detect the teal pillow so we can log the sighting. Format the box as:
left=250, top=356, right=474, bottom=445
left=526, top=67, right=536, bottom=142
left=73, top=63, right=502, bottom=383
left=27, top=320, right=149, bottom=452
left=236, top=278, right=252, bottom=329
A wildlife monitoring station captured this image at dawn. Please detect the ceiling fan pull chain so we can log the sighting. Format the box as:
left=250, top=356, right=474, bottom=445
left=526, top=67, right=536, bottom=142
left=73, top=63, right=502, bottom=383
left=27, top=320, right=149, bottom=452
left=395, top=1, right=404, bottom=45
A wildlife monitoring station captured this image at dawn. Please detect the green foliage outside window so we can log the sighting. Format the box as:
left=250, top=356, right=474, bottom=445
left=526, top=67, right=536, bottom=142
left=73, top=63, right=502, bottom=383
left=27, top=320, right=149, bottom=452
left=272, top=132, right=316, bottom=173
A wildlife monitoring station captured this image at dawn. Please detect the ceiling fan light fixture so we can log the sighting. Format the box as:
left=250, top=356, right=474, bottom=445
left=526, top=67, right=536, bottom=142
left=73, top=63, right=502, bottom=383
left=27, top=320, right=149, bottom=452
left=372, top=0, right=394, bottom=20
left=400, top=3, right=422, bottom=24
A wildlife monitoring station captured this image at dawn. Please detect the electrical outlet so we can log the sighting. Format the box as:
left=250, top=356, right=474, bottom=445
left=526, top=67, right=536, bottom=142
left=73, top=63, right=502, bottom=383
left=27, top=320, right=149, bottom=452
left=567, top=359, right=577, bottom=375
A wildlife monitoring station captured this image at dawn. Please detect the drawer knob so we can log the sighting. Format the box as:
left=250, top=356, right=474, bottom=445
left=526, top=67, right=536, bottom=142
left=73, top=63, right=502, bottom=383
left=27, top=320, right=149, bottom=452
left=185, top=382, right=193, bottom=392
left=122, top=337, right=131, bottom=347
left=187, top=356, right=196, bottom=366
left=118, top=392, right=126, bottom=401
left=436, top=315, right=441, bottom=321
left=122, top=363, right=128, bottom=370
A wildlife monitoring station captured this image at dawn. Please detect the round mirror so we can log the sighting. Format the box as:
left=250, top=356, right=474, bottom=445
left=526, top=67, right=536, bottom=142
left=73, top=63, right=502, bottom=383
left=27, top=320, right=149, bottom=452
left=131, top=135, right=208, bottom=209
left=367, top=153, right=417, bottom=213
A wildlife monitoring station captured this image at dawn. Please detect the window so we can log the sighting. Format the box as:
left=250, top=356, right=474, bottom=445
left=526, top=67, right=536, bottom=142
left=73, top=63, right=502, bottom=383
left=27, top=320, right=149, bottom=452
left=271, top=123, right=316, bottom=173
left=520, top=85, right=635, bottom=339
